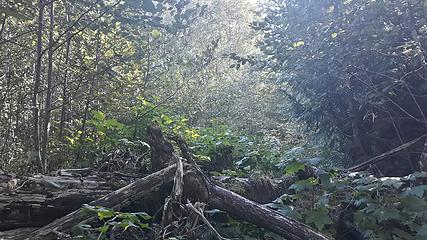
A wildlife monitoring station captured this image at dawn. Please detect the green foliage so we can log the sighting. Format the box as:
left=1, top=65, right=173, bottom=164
left=73, top=205, right=152, bottom=239
left=304, top=207, right=333, bottom=231
left=269, top=160, right=427, bottom=239
left=284, top=161, right=306, bottom=175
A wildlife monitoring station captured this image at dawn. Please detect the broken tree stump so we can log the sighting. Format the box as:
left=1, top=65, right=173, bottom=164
left=147, top=124, right=175, bottom=171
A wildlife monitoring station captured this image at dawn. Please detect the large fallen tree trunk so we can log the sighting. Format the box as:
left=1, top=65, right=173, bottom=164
left=25, top=164, right=328, bottom=240
left=184, top=169, right=328, bottom=240
left=0, top=172, right=292, bottom=231
left=209, top=184, right=325, bottom=240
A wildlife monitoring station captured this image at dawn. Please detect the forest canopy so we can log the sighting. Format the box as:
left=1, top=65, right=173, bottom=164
left=1, top=0, right=427, bottom=240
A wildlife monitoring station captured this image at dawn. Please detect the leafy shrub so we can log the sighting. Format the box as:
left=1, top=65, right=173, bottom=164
left=269, top=163, right=427, bottom=239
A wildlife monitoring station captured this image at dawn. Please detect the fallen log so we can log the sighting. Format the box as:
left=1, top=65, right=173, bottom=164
left=183, top=169, right=329, bottom=240
left=0, top=171, right=122, bottom=231
left=0, top=168, right=296, bottom=231
left=28, top=164, right=181, bottom=240
left=0, top=189, right=110, bottom=231
left=213, top=175, right=295, bottom=204
left=25, top=164, right=328, bottom=240
left=209, top=184, right=327, bottom=240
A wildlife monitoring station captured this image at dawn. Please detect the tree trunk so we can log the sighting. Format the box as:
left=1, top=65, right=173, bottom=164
left=208, top=183, right=328, bottom=240
left=41, top=0, right=55, bottom=173
left=148, top=125, right=175, bottom=171
left=58, top=0, right=72, bottom=139
left=32, top=0, right=45, bottom=173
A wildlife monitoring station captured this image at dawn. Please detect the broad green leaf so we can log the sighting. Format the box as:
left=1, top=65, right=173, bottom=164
left=92, top=111, right=105, bottom=121
left=98, top=225, right=110, bottom=233
left=305, top=208, right=332, bottom=231
left=407, top=172, right=427, bottom=181
left=289, top=177, right=318, bottom=192
left=284, top=161, right=305, bottom=175
left=151, top=29, right=162, bottom=38
left=97, top=208, right=114, bottom=220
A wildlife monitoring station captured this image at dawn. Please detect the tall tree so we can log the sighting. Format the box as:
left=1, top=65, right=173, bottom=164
left=40, top=0, right=55, bottom=172
left=32, top=0, right=45, bottom=172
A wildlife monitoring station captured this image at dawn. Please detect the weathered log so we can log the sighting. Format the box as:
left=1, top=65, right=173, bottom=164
left=209, top=184, right=328, bottom=240
left=183, top=169, right=329, bottom=240
left=0, top=171, right=121, bottom=231
left=0, top=170, right=294, bottom=231
left=0, top=189, right=110, bottom=231
left=17, top=164, right=328, bottom=240
left=213, top=175, right=295, bottom=204
left=0, top=228, right=39, bottom=239
left=28, top=164, right=180, bottom=240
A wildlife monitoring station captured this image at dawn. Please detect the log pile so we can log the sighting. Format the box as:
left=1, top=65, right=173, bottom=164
left=0, top=125, right=330, bottom=240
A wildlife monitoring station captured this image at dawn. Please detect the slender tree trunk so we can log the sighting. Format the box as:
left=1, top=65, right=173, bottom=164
left=349, top=99, right=367, bottom=163
left=32, top=0, right=45, bottom=173
left=142, top=32, right=151, bottom=98
left=40, top=0, right=55, bottom=173
left=59, top=1, right=72, bottom=139
left=420, top=137, right=427, bottom=172
left=0, top=16, right=6, bottom=40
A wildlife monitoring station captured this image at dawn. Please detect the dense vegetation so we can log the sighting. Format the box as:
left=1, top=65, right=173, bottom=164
left=1, top=0, right=427, bottom=239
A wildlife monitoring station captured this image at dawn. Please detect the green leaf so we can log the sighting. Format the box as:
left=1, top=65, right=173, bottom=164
left=284, top=161, right=306, bottom=175
left=404, top=185, right=427, bottom=198
left=136, top=212, right=152, bottom=220
left=151, top=29, right=162, bottom=38
left=305, top=208, right=332, bottom=231
left=96, top=208, right=114, bottom=220
left=98, top=225, right=110, bottom=233
left=289, top=177, right=318, bottom=192
left=139, top=223, right=150, bottom=229
left=92, top=111, right=105, bottom=121
left=407, top=172, right=427, bottom=181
